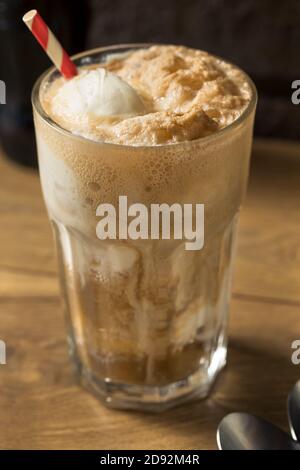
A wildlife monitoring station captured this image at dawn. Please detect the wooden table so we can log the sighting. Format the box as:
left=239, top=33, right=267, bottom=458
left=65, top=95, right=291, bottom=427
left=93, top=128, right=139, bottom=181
left=0, top=139, right=300, bottom=450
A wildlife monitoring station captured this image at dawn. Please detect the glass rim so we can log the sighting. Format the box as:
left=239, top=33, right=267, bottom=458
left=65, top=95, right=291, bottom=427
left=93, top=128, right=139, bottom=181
left=32, top=43, right=257, bottom=151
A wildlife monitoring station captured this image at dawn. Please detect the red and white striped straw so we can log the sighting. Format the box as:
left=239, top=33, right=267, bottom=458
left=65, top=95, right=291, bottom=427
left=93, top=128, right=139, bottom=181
left=22, top=9, right=77, bottom=79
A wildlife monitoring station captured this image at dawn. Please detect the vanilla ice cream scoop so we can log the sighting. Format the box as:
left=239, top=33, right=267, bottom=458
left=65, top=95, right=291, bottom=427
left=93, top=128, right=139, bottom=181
left=52, top=68, right=146, bottom=118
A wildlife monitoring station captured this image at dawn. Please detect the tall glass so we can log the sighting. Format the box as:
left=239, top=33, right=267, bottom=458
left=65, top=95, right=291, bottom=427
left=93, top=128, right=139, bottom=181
left=32, top=45, right=257, bottom=411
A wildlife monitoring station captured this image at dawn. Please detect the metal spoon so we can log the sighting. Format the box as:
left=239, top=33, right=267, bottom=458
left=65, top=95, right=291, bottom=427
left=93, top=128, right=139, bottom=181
left=288, top=380, right=300, bottom=441
left=217, top=412, right=300, bottom=450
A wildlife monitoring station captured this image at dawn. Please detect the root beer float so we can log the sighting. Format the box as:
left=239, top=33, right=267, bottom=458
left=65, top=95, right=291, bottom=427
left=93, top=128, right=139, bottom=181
left=26, top=10, right=256, bottom=411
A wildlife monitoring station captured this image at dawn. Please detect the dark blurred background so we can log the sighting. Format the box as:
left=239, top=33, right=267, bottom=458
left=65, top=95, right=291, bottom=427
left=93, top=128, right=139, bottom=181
left=0, top=0, right=299, bottom=166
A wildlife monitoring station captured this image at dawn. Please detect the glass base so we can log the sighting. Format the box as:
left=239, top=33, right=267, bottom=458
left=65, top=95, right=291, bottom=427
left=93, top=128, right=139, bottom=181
left=74, top=346, right=227, bottom=412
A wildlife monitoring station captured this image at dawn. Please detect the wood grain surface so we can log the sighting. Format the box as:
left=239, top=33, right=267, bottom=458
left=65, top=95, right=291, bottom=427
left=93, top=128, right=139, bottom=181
left=0, top=139, right=300, bottom=450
